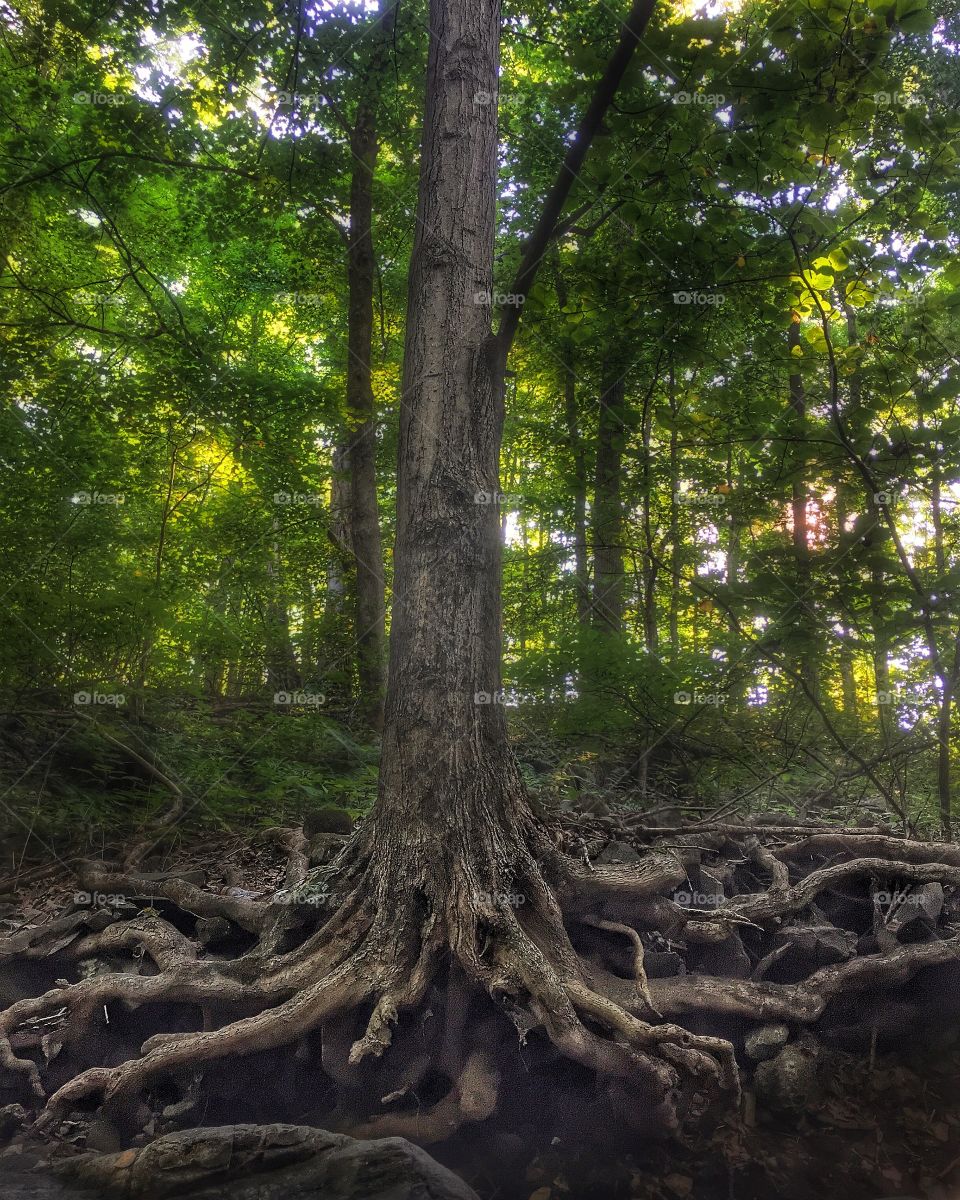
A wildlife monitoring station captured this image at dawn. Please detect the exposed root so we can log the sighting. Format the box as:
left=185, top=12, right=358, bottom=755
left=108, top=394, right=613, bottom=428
left=579, top=915, right=661, bottom=1016
left=0, top=813, right=958, bottom=1153
left=350, top=1049, right=500, bottom=1143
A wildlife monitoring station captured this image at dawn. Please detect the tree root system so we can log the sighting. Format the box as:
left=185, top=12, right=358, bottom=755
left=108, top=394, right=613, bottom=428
left=0, top=810, right=959, bottom=1199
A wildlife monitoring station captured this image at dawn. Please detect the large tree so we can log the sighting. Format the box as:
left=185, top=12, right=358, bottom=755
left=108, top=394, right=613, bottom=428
left=5, top=0, right=960, bottom=1167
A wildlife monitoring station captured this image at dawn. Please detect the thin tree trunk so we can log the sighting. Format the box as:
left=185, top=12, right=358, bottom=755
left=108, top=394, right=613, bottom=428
left=134, top=433, right=179, bottom=707
left=265, top=518, right=301, bottom=695
left=843, top=304, right=890, bottom=745
left=668, top=368, right=680, bottom=665
left=592, top=368, right=627, bottom=635
left=343, top=1, right=397, bottom=732
left=555, top=268, right=590, bottom=627
left=725, top=444, right=745, bottom=704
left=931, top=459, right=952, bottom=837
left=834, top=487, right=858, bottom=719
left=638, top=369, right=661, bottom=654
left=788, top=320, right=818, bottom=701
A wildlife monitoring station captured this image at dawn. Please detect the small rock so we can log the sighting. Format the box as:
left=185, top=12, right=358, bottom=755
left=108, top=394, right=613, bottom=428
left=663, top=1174, right=693, bottom=1198
left=643, top=950, right=685, bottom=978
left=753, top=1038, right=821, bottom=1114
left=0, top=1104, right=25, bottom=1143
left=195, top=916, right=233, bottom=948
left=85, top=1116, right=122, bottom=1153
left=697, top=933, right=751, bottom=980
left=308, top=833, right=345, bottom=867
left=303, top=806, right=353, bottom=837
left=744, top=1023, right=790, bottom=1062
left=160, top=1096, right=199, bottom=1132
left=771, top=923, right=856, bottom=966
left=596, top=840, right=641, bottom=865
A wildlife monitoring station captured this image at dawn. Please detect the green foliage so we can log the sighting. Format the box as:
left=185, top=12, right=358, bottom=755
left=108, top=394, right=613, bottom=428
left=1, top=0, right=959, bottom=833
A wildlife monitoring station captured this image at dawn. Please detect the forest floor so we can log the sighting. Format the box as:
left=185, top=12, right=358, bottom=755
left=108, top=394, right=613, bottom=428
left=1, top=705, right=958, bottom=1199
left=1, top=819, right=959, bottom=1200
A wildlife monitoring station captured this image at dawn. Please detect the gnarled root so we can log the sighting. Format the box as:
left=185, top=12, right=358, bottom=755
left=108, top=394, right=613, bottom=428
left=0, top=813, right=957, bottom=1149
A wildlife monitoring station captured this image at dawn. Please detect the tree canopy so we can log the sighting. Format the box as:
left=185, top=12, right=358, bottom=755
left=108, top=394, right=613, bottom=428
left=2, top=0, right=960, bottom=830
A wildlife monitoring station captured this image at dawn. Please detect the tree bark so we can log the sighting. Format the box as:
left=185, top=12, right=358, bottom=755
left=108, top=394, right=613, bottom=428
left=366, top=0, right=532, bottom=911
left=343, top=1, right=397, bottom=732
left=265, top=518, right=301, bottom=695
left=639, top=371, right=659, bottom=653
left=668, top=366, right=681, bottom=664
left=592, top=369, right=628, bottom=635
left=930, top=457, right=953, bottom=838
left=366, top=0, right=659, bottom=921
left=555, top=267, right=590, bottom=628
left=787, top=320, right=819, bottom=701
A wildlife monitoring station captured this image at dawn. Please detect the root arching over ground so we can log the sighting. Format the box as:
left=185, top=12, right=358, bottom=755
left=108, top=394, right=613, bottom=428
left=1, top=795, right=960, bottom=1154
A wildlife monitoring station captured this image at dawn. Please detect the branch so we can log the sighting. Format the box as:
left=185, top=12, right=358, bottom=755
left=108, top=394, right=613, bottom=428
left=495, top=0, right=657, bottom=364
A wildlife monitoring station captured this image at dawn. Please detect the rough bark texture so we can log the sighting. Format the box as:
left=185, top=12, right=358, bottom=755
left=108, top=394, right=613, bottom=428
left=368, top=0, right=532, bottom=923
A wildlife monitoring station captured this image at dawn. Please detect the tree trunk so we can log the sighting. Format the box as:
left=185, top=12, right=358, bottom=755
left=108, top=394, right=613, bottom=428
left=555, top=267, right=590, bottom=628
left=931, top=459, right=952, bottom=837
left=343, top=2, right=396, bottom=732
left=592, top=369, right=628, bottom=635
left=366, top=0, right=531, bottom=915
left=265, top=519, right=301, bottom=695
left=639, top=373, right=658, bottom=654
left=668, top=364, right=681, bottom=664
left=834, top=487, right=858, bottom=720
left=787, top=320, right=818, bottom=702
